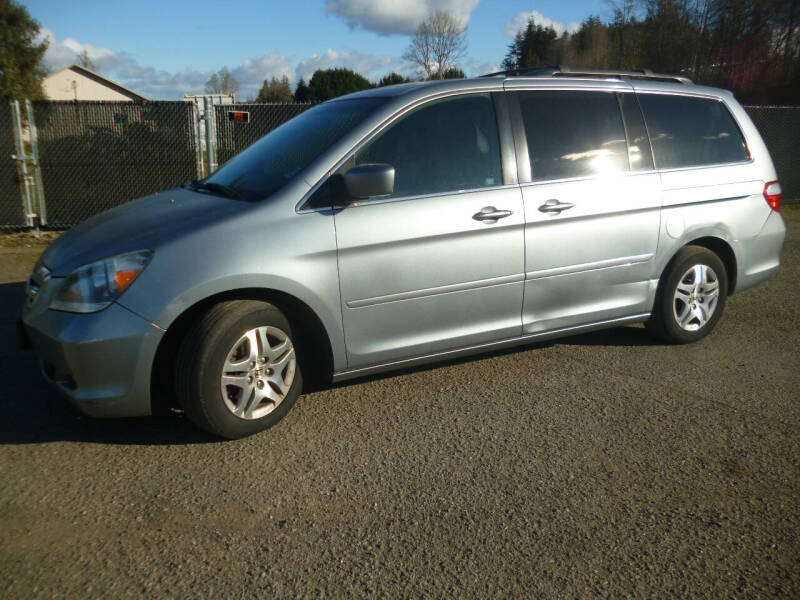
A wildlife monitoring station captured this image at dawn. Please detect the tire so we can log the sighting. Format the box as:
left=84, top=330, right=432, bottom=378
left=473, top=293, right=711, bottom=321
left=175, top=300, right=303, bottom=439
left=646, top=246, right=728, bottom=344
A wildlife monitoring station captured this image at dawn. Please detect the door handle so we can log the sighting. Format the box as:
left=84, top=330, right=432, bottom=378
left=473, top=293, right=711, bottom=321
left=538, top=199, right=575, bottom=214
left=473, top=206, right=513, bottom=224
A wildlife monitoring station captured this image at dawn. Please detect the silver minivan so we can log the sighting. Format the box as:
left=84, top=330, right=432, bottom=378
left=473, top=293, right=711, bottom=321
left=20, top=68, right=787, bottom=438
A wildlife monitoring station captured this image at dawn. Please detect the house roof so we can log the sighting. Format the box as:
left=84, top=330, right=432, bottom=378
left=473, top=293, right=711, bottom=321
left=45, top=64, right=149, bottom=102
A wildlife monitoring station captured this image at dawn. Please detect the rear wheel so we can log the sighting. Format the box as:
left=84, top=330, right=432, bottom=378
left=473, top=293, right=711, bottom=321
left=175, top=300, right=302, bottom=438
left=647, top=246, right=728, bottom=344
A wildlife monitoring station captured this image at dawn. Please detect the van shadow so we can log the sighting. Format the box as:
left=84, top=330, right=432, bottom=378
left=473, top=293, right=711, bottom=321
left=0, top=281, right=216, bottom=446
left=1, top=278, right=658, bottom=445
left=327, top=322, right=660, bottom=391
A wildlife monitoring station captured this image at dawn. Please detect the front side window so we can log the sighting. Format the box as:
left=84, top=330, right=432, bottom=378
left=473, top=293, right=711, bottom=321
left=638, top=94, right=750, bottom=169
left=205, top=98, right=385, bottom=201
left=517, top=91, right=629, bottom=182
left=354, top=93, right=503, bottom=198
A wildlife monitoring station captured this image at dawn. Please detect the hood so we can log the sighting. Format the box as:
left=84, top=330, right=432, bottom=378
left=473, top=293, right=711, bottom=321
left=40, top=187, right=249, bottom=275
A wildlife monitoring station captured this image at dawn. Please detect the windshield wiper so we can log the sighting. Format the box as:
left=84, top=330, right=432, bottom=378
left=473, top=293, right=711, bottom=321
left=183, top=179, right=241, bottom=199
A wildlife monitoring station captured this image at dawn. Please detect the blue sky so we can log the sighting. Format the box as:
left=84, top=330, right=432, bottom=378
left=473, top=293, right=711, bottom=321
left=24, top=0, right=609, bottom=99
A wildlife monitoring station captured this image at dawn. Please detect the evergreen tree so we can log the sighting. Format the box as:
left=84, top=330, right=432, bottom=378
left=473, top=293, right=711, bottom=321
left=0, top=0, right=48, bottom=100
left=306, top=68, right=372, bottom=102
left=256, top=75, right=293, bottom=103
left=378, top=72, right=411, bottom=87
left=293, top=78, right=311, bottom=102
left=501, top=17, right=559, bottom=71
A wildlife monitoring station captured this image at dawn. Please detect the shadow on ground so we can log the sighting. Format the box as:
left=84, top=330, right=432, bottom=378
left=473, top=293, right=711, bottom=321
left=0, top=281, right=217, bottom=446
left=1, top=279, right=658, bottom=445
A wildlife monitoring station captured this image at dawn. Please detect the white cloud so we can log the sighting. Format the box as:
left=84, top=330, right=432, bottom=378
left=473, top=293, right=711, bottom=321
left=505, top=10, right=580, bottom=38
left=232, top=52, right=296, bottom=98
left=464, top=58, right=498, bottom=77
left=36, top=28, right=296, bottom=99
left=296, top=49, right=411, bottom=83
left=37, top=27, right=118, bottom=72
left=36, top=28, right=415, bottom=99
left=325, top=0, right=479, bottom=35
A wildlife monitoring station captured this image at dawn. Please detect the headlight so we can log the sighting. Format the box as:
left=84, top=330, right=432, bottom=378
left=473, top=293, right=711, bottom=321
left=50, top=250, right=153, bottom=313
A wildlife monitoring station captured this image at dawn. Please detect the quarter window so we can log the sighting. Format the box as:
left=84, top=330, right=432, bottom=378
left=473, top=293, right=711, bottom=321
left=517, top=91, right=629, bottom=181
left=354, top=94, right=503, bottom=198
left=638, top=94, right=750, bottom=169
left=618, top=93, right=654, bottom=171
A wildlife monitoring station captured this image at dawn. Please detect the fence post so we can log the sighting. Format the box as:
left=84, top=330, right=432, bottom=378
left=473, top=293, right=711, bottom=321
left=25, top=100, right=47, bottom=226
left=190, top=99, right=205, bottom=179
left=204, top=96, right=218, bottom=173
left=10, top=100, right=36, bottom=229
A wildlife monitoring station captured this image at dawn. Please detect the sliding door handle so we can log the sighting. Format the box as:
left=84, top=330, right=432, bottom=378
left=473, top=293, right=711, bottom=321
left=538, top=199, right=575, bottom=214
left=473, top=206, right=513, bottom=224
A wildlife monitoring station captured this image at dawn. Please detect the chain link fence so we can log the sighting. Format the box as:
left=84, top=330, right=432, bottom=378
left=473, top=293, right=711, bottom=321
left=745, top=106, right=800, bottom=201
left=1, top=100, right=797, bottom=230
left=0, top=104, right=25, bottom=229
left=213, top=103, right=312, bottom=166
left=30, top=101, right=198, bottom=227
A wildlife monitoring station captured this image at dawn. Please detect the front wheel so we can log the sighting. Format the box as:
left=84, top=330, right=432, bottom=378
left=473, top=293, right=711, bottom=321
left=174, top=300, right=303, bottom=439
left=647, top=246, right=728, bottom=344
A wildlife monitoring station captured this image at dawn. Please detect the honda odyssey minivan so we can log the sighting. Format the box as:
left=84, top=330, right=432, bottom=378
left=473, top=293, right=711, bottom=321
left=20, top=68, right=786, bottom=438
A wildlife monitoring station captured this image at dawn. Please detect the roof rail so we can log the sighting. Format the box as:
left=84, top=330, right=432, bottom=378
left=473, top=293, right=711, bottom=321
left=481, top=65, right=693, bottom=84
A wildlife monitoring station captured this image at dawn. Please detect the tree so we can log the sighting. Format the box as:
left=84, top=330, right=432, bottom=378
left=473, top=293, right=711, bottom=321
left=403, top=10, right=467, bottom=79
left=378, top=72, right=411, bottom=87
left=77, top=48, right=95, bottom=70
left=502, top=17, right=559, bottom=71
left=205, top=67, right=239, bottom=95
left=606, top=0, right=640, bottom=68
left=0, top=0, right=48, bottom=100
left=564, top=16, right=612, bottom=69
left=293, top=78, right=311, bottom=102
left=439, top=67, right=465, bottom=79
left=306, top=68, right=372, bottom=101
left=256, top=75, right=293, bottom=103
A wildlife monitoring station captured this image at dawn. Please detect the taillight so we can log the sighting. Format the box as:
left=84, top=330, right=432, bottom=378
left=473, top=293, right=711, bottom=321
left=764, top=181, right=782, bottom=211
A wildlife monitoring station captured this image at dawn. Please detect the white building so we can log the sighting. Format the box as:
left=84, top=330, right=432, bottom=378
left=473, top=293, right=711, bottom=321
left=43, top=64, right=148, bottom=102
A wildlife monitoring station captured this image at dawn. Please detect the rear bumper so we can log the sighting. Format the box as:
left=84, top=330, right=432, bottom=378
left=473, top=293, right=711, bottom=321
left=734, top=210, right=786, bottom=293
left=22, top=302, right=164, bottom=418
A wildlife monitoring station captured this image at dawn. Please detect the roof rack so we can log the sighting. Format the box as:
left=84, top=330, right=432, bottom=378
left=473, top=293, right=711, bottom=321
left=481, top=65, right=693, bottom=84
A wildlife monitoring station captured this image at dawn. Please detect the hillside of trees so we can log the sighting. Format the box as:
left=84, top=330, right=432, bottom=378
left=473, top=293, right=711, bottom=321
left=503, top=0, right=799, bottom=104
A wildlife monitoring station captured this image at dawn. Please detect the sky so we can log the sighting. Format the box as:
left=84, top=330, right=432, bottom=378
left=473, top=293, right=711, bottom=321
left=23, top=0, right=608, bottom=100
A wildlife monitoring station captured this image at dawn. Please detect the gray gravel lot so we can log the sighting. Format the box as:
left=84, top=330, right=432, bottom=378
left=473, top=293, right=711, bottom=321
left=1, top=209, right=799, bottom=598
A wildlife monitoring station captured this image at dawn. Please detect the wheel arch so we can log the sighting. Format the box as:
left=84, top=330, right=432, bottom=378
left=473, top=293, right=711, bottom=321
left=681, top=236, right=737, bottom=295
left=150, top=287, right=335, bottom=412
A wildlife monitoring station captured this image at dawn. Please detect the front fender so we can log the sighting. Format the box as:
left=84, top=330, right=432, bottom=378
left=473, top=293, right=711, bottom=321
left=116, top=202, right=347, bottom=372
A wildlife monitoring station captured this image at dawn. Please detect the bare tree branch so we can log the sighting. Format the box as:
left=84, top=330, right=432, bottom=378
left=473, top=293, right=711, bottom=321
left=205, top=67, right=240, bottom=95
left=403, top=11, right=467, bottom=80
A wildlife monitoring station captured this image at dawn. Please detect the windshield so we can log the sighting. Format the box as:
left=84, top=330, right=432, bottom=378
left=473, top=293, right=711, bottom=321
left=202, top=98, right=386, bottom=201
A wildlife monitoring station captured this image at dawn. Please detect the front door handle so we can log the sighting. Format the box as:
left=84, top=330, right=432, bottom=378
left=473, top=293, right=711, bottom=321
left=473, top=206, right=513, bottom=224
left=538, top=199, right=575, bottom=214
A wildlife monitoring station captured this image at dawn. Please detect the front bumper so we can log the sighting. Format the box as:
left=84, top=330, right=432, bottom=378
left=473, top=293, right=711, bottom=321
left=21, top=300, right=164, bottom=418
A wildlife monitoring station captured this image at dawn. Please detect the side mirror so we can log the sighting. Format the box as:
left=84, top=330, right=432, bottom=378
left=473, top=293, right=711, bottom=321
left=343, top=164, right=395, bottom=200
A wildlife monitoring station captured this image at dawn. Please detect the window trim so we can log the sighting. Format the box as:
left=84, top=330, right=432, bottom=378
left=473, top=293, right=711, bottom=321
left=635, top=91, right=753, bottom=171
left=516, top=169, right=660, bottom=190
left=295, top=88, right=506, bottom=213
left=336, top=183, right=522, bottom=209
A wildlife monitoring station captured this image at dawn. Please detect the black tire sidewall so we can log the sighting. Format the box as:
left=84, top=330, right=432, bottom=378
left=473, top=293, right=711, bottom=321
left=188, top=303, right=302, bottom=439
left=657, top=247, right=728, bottom=344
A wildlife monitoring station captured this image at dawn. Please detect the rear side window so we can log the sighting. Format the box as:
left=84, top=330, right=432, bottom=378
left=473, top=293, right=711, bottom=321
left=517, top=91, right=629, bottom=181
left=355, top=93, right=503, bottom=198
left=638, top=94, right=750, bottom=169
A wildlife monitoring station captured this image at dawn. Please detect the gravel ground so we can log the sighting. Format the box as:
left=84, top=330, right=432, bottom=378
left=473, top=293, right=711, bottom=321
left=1, top=209, right=798, bottom=598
